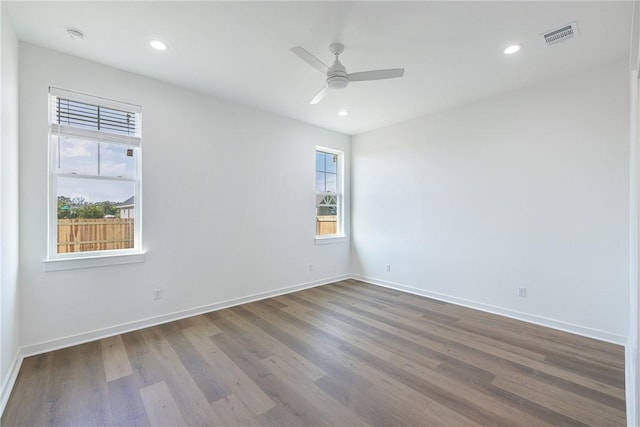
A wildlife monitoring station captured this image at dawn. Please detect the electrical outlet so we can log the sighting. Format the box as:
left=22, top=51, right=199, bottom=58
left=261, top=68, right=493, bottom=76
left=517, top=287, right=527, bottom=297
left=153, top=288, right=162, bottom=300
left=308, top=264, right=313, bottom=272
left=386, top=264, right=391, bottom=272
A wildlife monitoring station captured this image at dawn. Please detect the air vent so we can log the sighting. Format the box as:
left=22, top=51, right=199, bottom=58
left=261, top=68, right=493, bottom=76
left=541, top=22, right=578, bottom=46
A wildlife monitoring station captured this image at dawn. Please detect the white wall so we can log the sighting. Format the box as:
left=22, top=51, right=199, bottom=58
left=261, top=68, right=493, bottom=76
left=19, top=43, right=350, bottom=351
left=352, top=61, right=629, bottom=343
left=0, top=4, right=21, bottom=412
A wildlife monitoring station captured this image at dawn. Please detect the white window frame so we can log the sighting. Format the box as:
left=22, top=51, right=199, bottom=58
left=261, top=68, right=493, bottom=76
left=45, top=87, right=143, bottom=268
left=315, top=146, right=345, bottom=242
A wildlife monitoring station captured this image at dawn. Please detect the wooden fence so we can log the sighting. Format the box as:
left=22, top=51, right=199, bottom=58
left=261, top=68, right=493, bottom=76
left=57, top=218, right=134, bottom=253
left=316, top=215, right=337, bottom=236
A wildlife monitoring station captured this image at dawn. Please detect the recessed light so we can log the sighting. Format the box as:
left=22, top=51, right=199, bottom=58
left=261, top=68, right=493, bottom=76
left=66, top=28, right=85, bottom=40
left=338, top=110, right=349, bottom=116
left=149, top=40, right=168, bottom=51
left=503, top=44, right=522, bottom=55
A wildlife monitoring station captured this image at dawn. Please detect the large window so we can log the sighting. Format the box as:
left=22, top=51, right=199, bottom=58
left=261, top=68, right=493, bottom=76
left=48, top=87, right=141, bottom=258
left=316, top=147, right=343, bottom=237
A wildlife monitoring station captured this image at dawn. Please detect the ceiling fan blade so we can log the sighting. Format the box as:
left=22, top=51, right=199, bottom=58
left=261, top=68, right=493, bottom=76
left=310, top=85, right=328, bottom=105
left=291, top=47, right=329, bottom=74
left=348, top=68, right=405, bottom=82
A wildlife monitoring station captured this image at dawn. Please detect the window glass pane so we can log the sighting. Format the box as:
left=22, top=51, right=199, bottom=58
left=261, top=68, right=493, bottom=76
left=325, top=153, right=337, bottom=174
left=317, top=195, right=337, bottom=215
left=315, top=149, right=341, bottom=237
left=57, top=136, right=99, bottom=176
left=56, top=176, right=135, bottom=253
left=325, top=172, right=337, bottom=193
left=316, top=151, right=325, bottom=172
left=100, top=143, right=137, bottom=179
left=57, top=176, right=134, bottom=211
left=316, top=171, right=326, bottom=192
left=316, top=193, right=338, bottom=236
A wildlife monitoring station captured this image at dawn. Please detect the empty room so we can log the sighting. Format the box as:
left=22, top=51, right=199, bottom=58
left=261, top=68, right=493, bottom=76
left=1, top=1, right=639, bottom=426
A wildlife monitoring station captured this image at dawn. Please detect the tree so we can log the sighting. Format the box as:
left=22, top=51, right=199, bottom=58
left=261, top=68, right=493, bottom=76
left=75, top=204, right=105, bottom=218
left=57, top=196, right=73, bottom=219
left=98, top=201, right=118, bottom=216
left=71, top=196, right=88, bottom=207
left=57, top=196, right=120, bottom=219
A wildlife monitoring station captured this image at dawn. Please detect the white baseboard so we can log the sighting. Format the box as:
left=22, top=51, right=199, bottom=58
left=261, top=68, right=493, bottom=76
left=352, top=274, right=627, bottom=346
left=1, top=349, right=23, bottom=417
left=21, top=274, right=350, bottom=358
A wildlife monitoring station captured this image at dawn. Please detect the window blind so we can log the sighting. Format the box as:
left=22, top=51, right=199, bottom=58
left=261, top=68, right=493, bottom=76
left=49, top=87, right=141, bottom=145
left=54, top=98, right=137, bottom=136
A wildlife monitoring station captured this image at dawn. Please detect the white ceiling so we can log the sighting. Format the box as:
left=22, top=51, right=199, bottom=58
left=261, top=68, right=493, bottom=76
left=5, top=1, right=633, bottom=135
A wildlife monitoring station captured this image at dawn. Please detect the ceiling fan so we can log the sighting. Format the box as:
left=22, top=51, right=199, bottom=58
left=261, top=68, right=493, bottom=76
left=291, top=43, right=405, bottom=105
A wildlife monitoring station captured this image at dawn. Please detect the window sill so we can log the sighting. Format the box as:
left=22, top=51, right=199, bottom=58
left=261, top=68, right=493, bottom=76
left=43, top=252, right=145, bottom=272
left=315, top=235, right=348, bottom=245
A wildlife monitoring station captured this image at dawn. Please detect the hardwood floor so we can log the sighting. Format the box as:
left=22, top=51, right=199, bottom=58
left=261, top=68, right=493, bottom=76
left=2, top=279, right=626, bottom=426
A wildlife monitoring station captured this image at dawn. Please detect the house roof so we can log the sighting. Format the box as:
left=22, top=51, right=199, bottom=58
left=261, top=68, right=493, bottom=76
left=116, top=196, right=134, bottom=208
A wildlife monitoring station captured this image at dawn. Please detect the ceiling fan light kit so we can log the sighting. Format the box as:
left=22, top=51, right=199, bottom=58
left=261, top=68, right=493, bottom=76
left=291, top=42, right=405, bottom=104
left=327, top=76, right=348, bottom=90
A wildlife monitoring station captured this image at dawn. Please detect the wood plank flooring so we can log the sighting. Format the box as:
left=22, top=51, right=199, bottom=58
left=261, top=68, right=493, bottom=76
left=1, top=279, right=626, bottom=426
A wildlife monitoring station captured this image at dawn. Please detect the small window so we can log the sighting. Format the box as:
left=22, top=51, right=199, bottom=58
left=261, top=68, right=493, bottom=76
left=48, top=88, right=142, bottom=259
left=316, top=148, right=343, bottom=237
